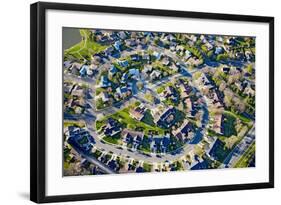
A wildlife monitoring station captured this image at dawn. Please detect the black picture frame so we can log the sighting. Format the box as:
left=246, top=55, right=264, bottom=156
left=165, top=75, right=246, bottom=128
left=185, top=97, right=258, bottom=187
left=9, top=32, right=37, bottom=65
left=30, top=1, right=274, bottom=203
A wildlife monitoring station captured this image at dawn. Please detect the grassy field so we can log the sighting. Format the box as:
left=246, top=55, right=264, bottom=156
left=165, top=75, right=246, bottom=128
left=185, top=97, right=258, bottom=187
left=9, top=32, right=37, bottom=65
left=102, top=135, right=121, bottom=145
left=64, top=29, right=107, bottom=61
left=112, top=108, right=166, bottom=135
left=223, top=110, right=251, bottom=124
left=97, top=107, right=166, bottom=136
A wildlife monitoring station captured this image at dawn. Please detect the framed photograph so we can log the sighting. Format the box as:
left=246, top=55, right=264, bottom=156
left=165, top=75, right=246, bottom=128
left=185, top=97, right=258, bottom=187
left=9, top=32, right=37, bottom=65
left=30, top=1, right=274, bottom=203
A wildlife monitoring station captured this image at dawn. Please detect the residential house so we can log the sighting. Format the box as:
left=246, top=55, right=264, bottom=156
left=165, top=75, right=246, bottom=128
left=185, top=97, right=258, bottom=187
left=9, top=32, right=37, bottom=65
left=99, top=75, right=111, bottom=88
left=118, top=59, right=129, bottom=67
left=211, top=114, right=224, bottom=134
left=125, top=39, right=137, bottom=47
left=79, top=65, right=89, bottom=77
left=114, top=40, right=122, bottom=51
left=143, top=64, right=153, bottom=73
left=122, top=129, right=144, bottom=149
left=153, top=51, right=161, bottom=60
left=116, top=86, right=131, bottom=98
left=98, top=91, right=109, bottom=103
left=179, top=83, right=193, bottom=98
left=103, top=118, right=122, bottom=137
left=109, top=65, right=118, bottom=76
left=117, top=31, right=127, bottom=40
left=172, top=119, right=194, bottom=142
left=160, top=86, right=178, bottom=103
left=154, top=106, right=177, bottom=128
left=68, top=126, right=93, bottom=152
left=130, top=54, right=141, bottom=61
left=129, top=104, right=146, bottom=121
left=121, top=72, right=129, bottom=83
left=129, top=68, right=140, bottom=80
left=215, top=46, right=224, bottom=55
left=184, top=98, right=194, bottom=113
left=161, top=57, right=170, bottom=66
left=243, top=85, right=255, bottom=97
left=64, top=61, right=72, bottom=69
left=150, top=70, right=161, bottom=81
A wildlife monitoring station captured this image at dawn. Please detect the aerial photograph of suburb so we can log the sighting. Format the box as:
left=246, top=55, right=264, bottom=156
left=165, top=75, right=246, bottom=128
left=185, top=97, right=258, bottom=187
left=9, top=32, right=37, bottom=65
left=63, top=28, right=255, bottom=176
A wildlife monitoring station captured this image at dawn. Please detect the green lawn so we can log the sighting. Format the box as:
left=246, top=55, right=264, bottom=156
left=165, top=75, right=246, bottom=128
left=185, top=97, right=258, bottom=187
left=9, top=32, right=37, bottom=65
left=95, top=120, right=106, bottom=130
left=64, top=29, right=108, bottom=60
left=64, top=161, right=70, bottom=169
left=183, top=45, right=203, bottom=62
left=102, top=135, right=121, bottom=145
left=223, top=110, right=252, bottom=124
left=113, top=108, right=166, bottom=135
left=156, top=86, right=165, bottom=94
left=99, top=107, right=166, bottom=136
left=143, top=162, right=152, bottom=172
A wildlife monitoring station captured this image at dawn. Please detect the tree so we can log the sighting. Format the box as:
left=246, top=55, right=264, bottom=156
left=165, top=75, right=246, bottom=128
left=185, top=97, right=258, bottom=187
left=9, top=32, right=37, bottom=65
left=96, top=98, right=105, bottom=109
left=216, top=53, right=228, bottom=61
left=246, top=64, right=253, bottom=74
left=207, top=50, right=214, bottom=58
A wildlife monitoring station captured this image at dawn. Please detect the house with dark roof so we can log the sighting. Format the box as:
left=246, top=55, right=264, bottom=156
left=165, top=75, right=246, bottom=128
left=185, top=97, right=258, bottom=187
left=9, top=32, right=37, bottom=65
left=154, top=106, right=177, bottom=128
left=150, top=135, right=171, bottom=153
left=107, top=160, right=118, bottom=171
left=130, top=54, right=141, bottom=61
left=128, top=68, right=140, bottom=79
left=153, top=51, right=161, bottom=60
left=68, top=126, right=93, bottom=152
left=160, top=86, right=178, bottom=103
left=117, top=31, right=127, bottom=40
left=116, top=86, right=131, bottom=98
left=118, top=60, right=129, bottom=67
left=121, top=73, right=129, bottom=83
left=79, top=65, right=88, bottom=77
left=109, top=65, right=118, bottom=76
left=121, top=129, right=144, bottom=149
left=103, top=118, right=122, bottom=137
left=114, top=40, right=122, bottom=51
left=172, top=119, right=194, bottom=142
left=222, top=67, right=230, bottom=73
left=136, top=166, right=145, bottom=173
left=104, top=46, right=114, bottom=56
left=99, top=75, right=111, bottom=88
left=110, top=50, right=121, bottom=59
left=125, top=39, right=137, bottom=47
left=215, top=46, right=224, bottom=55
